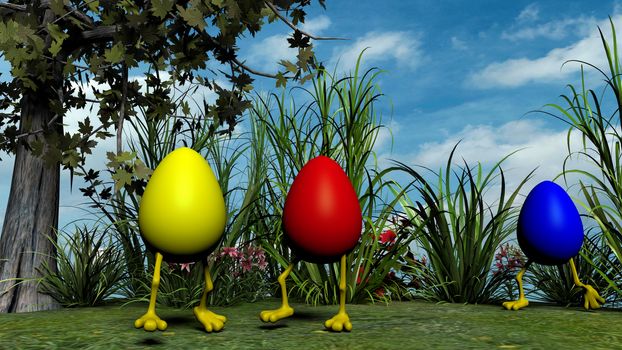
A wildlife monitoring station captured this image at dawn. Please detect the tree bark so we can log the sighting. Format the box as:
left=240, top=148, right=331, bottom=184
left=0, top=90, right=61, bottom=313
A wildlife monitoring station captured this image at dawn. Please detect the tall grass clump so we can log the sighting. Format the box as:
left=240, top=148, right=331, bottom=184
left=526, top=230, right=616, bottom=306
left=37, top=225, right=125, bottom=307
left=543, top=17, right=622, bottom=299
left=251, top=50, right=418, bottom=305
left=391, top=143, right=534, bottom=303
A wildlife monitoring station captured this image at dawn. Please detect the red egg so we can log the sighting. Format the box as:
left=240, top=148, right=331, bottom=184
left=282, top=156, right=362, bottom=263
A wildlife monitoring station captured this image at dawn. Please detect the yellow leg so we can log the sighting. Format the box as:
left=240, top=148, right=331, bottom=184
left=135, top=252, right=167, bottom=331
left=324, top=254, right=352, bottom=332
left=193, top=263, right=227, bottom=332
left=569, top=258, right=605, bottom=310
left=259, top=261, right=296, bottom=323
left=502, top=260, right=532, bottom=311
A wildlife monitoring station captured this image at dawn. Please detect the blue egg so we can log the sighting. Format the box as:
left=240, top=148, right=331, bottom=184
left=517, top=180, right=583, bottom=265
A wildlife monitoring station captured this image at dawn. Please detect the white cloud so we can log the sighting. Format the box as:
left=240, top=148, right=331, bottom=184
left=451, top=36, right=468, bottom=51
left=244, top=34, right=297, bottom=73
left=517, top=4, right=540, bottom=22
left=502, top=16, right=597, bottom=41
left=384, top=118, right=602, bottom=209
left=374, top=119, right=400, bottom=153
left=241, top=15, right=331, bottom=73
left=470, top=15, right=622, bottom=88
left=330, top=31, right=422, bottom=73
left=301, top=15, right=331, bottom=34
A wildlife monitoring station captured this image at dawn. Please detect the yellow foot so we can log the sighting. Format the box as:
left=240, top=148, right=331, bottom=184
left=135, top=312, right=167, bottom=332
left=502, top=298, right=529, bottom=311
left=259, top=305, right=294, bottom=323
left=193, top=306, right=227, bottom=332
left=324, top=312, right=352, bottom=332
left=583, top=284, right=605, bottom=310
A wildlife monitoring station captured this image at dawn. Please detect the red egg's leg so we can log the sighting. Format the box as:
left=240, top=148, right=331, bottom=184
left=194, top=263, right=227, bottom=332
left=324, top=254, right=352, bottom=332
left=134, top=252, right=167, bottom=331
left=569, top=258, right=605, bottom=310
left=502, top=259, right=532, bottom=311
left=259, top=260, right=297, bottom=323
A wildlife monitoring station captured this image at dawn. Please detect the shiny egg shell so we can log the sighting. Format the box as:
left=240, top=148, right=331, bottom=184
left=282, top=156, right=362, bottom=263
left=138, top=147, right=226, bottom=259
left=517, top=180, right=583, bottom=265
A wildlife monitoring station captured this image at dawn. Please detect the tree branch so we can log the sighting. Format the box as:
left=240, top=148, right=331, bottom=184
left=39, top=0, right=95, bottom=30
left=0, top=1, right=94, bottom=29
left=81, top=25, right=119, bottom=41
left=0, top=2, right=25, bottom=13
left=232, top=58, right=292, bottom=79
left=264, top=1, right=348, bottom=41
left=116, top=64, right=128, bottom=155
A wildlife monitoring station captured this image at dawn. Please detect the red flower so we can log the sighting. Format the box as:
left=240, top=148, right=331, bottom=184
left=356, top=266, right=365, bottom=284
left=374, top=288, right=385, bottom=297
left=379, top=229, right=397, bottom=244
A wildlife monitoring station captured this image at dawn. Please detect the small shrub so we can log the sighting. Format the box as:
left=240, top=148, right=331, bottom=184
left=38, top=225, right=125, bottom=307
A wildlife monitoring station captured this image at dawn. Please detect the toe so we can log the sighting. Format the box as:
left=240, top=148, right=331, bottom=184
left=144, top=319, right=157, bottom=332
left=134, top=318, right=144, bottom=328
left=157, top=319, right=167, bottom=331
left=345, top=321, right=352, bottom=331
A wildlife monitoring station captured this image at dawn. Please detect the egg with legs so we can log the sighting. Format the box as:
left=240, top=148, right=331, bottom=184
left=502, top=180, right=605, bottom=312
left=259, top=155, right=362, bottom=332
left=135, top=147, right=228, bottom=333
left=517, top=180, right=583, bottom=265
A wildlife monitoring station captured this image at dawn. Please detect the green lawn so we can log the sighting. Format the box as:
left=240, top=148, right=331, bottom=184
left=0, top=299, right=621, bottom=349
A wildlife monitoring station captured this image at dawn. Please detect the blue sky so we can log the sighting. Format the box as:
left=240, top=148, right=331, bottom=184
left=0, top=1, right=620, bottom=231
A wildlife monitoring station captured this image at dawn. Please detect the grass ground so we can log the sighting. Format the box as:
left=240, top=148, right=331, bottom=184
left=0, top=299, right=621, bottom=349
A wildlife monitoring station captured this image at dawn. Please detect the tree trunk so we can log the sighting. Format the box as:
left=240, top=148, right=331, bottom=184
left=0, top=90, right=61, bottom=312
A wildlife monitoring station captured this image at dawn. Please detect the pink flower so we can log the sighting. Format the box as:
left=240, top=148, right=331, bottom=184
left=179, top=262, right=194, bottom=272
left=221, top=247, right=240, bottom=259
left=257, top=258, right=268, bottom=270
left=241, top=257, right=253, bottom=272
left=379, top=229, right=397, bottom=244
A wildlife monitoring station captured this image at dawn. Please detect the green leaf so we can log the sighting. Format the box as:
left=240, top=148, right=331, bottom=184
left=275, top=72, right=287, bottom=88
left=104, top=42, right=125, bottom=64
left=134, top=159, right=153, bottom=179
left=78, top=117, right=93, bottom=135
left=115, top=151, right=136, bottom=163
left=151, top=0, right=174, bottom=19
left=50, top=0, right=68, bottom=16
left=181, top=100, right=191, bottom=116
left=47, top=23, right=69, bottom=57
left=112, top=168, right=133, bottom=192
left=279, top=60, right=298, bottom=74
left=176, top=4, right=206, bottom=31
left=87, top=0, right=100, bottom=12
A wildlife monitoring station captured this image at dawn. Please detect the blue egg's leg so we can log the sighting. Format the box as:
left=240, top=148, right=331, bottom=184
left=135, top=252, right=168, bottom=331
left=502, top=259, right=532, bottom=311
left=568, top=258, right=605, bottom=310
left=325, top=254, right=352, bottom=332
left=259, top=258, right=298, bottom=323
left=194, top=260, right=227, bottom=332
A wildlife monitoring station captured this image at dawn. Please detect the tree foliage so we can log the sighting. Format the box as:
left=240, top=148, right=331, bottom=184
left=0, top=0, right=326, bottom=169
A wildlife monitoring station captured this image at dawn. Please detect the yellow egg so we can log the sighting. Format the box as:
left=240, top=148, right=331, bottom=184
left=138, top=147, right=226, bottom=257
